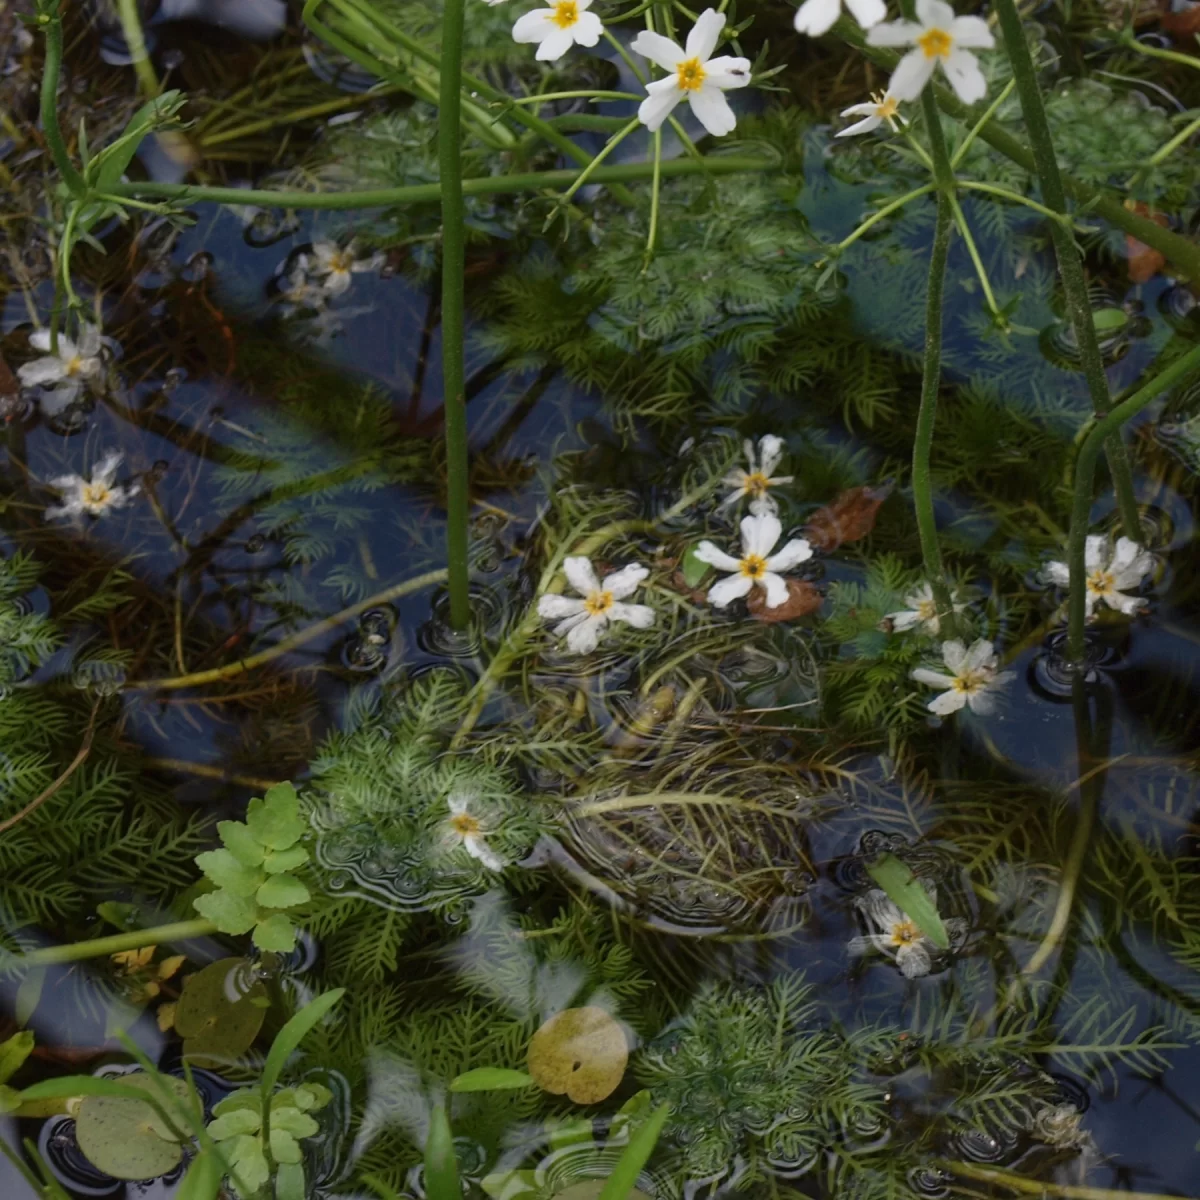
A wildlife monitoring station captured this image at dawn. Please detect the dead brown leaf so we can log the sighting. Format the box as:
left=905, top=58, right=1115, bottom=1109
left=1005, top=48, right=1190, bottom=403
left=803, top=482, right=894, bottom=552
left=747, top=579, right=823, bottom=623
left=1126, top=202, right=1171, bottom=285
left=527, top=1006, right=628, bottom=1104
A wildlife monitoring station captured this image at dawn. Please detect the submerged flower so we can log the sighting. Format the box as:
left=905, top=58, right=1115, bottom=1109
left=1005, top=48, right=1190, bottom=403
left=837, top=92, right=903, bottom=137
left=720, top=435, right=794, bottom=516
left=275, top=268, right=328, bottom=317
left=794, top=0, right=885, bottom=38
left=866, top=0, right=994, bottom=105
left=513, top=0, right=603, bottom=61
left=884, top=582, right=966, bottom=636
left=1042, top=536, right=1152, bottom=619
left=446, top=792, right=505, bottom=870
left=112, top=945, right=186, bottom=1004
left=911, top=638, right=1013, bottom=716
left=44, top=451, right=139, bottom=522
left=18, top=324, right=104, bottom=402
left=631, top=9, right=751, bottom=137
left=301, top=240, right=383, bottom=297
left=537, top=558, right=655, bottom=654
left=850, top=886, right=966, bottom=978
left=694, top=514, right=813, bottom=609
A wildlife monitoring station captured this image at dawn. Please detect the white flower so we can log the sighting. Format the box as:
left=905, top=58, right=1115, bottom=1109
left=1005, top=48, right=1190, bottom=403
left=445, top=792, right=505, bottom=871
left=631, top=9, right=752, bottom=138
left=512, top=0, right=603, bottom=61
left=300, top=240, right=383, bottom=297
left=849, top=886, right=966, bottom=978
left=866, top=0, right=995, bottom=105
left=18, top=324, right=105, bottom=403
left=720, top=435, right=794, bottom=516
left=1041, top=536, right=1152, bottom=619
left=276, top=268, right=327, bottom=316
left=694, top=514, right=813, bottom=609
left=884, top=582, right=966, bottom=636
left=44, top=450, right=139, bottom=522
left=911, top=638, right=1014, bottom=716
left=794, top=0, right=885, bottom=38
left=537, top=558, right=655, bottom=654
left=837, top=91, right=903, bottom=137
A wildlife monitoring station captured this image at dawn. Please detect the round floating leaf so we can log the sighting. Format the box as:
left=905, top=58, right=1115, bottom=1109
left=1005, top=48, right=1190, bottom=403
left=174, top=958, right=268, bottom=1065
left=528, top=1007, right=628, bottom=1104
left=1092, top=307, right=1128, bottom=333
left=74, top=1074, right=189, bottom=1181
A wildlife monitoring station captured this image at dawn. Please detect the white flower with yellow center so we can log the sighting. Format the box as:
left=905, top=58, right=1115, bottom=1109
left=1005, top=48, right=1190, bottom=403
left=445, top=792, right=505, bottom=871
left=18, top=324, right=105, bottom=403
left=911, top=637, right=1013, bottom=716
left=44, top=450, right=139, bottom=523
left=1042, top=536, right=1152, bottom=619
left=513, top=0, right=603, bottom=61
left=837, top=91, right=904, bottom=137
left=537, top=558, right=655, bottom=654
left=631, top=9, right=752, bottom=138
left=794, top=0, right=885, bottom=38
left=866, top=0, right=994, bottom=105
left=720, top=435, right=794, bottom=516
left=849, top=886, right=966, bottom=978
left=302, top=240, right=383, bottom=297
left=694, top=514, right=813, bottom=609
left=884, top=582, right=966, bottom=635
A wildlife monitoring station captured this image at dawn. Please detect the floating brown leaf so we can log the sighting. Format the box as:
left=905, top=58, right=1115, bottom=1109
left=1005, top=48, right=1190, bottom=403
left=1162, top=0, right=1200, bottom=40
left=527, top=1006, right=628, bottom=1104
left=1126, top=202, right=1171, bottom=285
left=747, top=579, right=823, bottom=623
left=804, top=482, right=894, bottom=552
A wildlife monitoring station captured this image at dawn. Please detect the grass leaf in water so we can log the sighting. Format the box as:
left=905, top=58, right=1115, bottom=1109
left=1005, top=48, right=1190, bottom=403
left=449, top=1067, right=536, bottom=1092
left=424, top=1103, right=460, bottom=1200
left=597, top=1103, right=670, bottom=1200
left=866, top=853, right=950, bottom=950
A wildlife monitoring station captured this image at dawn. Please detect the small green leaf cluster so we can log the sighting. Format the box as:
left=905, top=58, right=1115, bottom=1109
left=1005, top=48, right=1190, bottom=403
left=0, top=551, right=60, bottom=687
left=193, top=783, right=310, bottom=952
left=0, top=1031, right=34, bottom=1114
left=206, top=1080, right=332, bottom=1199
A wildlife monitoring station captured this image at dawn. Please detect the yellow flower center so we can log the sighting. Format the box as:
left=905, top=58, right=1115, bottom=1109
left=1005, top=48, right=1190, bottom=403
left=451, top=812, right=482, bottom=837
left=917, top=27, right=953, bottom=58
left=676, top=56, right=707, bottom=91
left=916, top=599, right=937, bottom=621
left=65, top=355, right=84, bottom=377
left=951, top=671, right=987, bottom=694
left=329, top=251, right=353, bottom=274
left=584, top=590, right=614, bottom=616
left=890, top=920, right=921, bottom=947
left=81, top=482, right=112, bottom=509
left=551, top=0, right=579, bottom=27
left=739, top=554, right=767, bottom=579
left=1086, top=569, right=1113, bottom=595
left=876, top=94, right=899, bottom=120
left=743, top=471, right=771, bottom=497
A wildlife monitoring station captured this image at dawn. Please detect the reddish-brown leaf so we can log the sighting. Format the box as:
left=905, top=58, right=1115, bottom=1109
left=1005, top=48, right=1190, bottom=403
left=1163, top=0, right=1200, bottom=40
left=1126, top=202, right=1171, bottom=285
left=747, top=579, right=823, bottom=623
left=804, top=482, right=894, bottom=552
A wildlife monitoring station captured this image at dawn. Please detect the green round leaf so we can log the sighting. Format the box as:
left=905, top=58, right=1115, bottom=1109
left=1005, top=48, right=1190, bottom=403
left=195, top=848, right=262, bottom=897
left=218, top=820, right=267, bottom=867
left=1092, top=307, right=1128, bottom=333
left=255, top=873, right=310, bottom=909
left=252, top=912, right=298, bottom=953
left=174, top=958, right=268, bottom=1066
left=192, top=888, right=259, bottom=935
left=74, top=1074, right=189, bottom=1181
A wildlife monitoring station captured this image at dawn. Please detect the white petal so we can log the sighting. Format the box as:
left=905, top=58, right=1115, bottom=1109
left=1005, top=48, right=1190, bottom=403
left=1112, top=554, right=1153, bottom=590
left=448, top=792, right=470, bottom=816
left=688, top=86, right=737, bottom=136
left=1042, top=560, right=1070, bottom=587
left=965, top=688, right=997, bottom=715
left=719, top=485, right=747, bottom=510
left=44, top=501, right=81, bottom=522
left=915, top=0, right=956, bottom=27
left=312, top=241, right=338, bottom=268
left=888, top=48, right=937, bottom=100
left=940, top=48, right=987, bottom=105
left=513, top=8, right=554, bottom=40
left=602, top=563, right=649, bottom=599
left=565, top=615, right=605, bottom=654
left=844, top=0, right=886, bottom=27
left=39, top=381, right=83, bottom=413
left=911, top=668, right=956, bottom=689
left=1109, top=537, right=1144, bottom=576
left=630, top=29, right=684, bottom=71
left=1108, top=590, right=1147, bottom=616
left=538, top=594, right=587, bottom=620
left=742, top=512, right=781, bottom=558
left=941, top=639, right=967, bottom=672
left=887, top=610, right=922, bottom=631
left=848, top=933, right=894, bottom=957
left=701, top=56, right=752, bottom=89
left=949, top=13, right=995, bottom=47
left=1083, top=535, right=1106, bottom=572
left=866, top=18, right=922, bottom=45
left=534, top=26, right=577, bottom=60
left=748, top=494, right=780, bottom=517
left=693, top=541, right=743, bottom=573
left=571, top=10, right=603, bottom=46
left=707, top=574, right=754, bottom=608
left=794, top=0, right=841, bottom=36
left=766, top=538, right=813, bottom=572
left=76, top=324, right=103, bottom=356
left=18, top=358, right=68, bottom=386
left=637, top=84, right=682, bottom=132
left=759, top=571, right=790, bottom=608
left=905, top=584, right=934, bottom=607
left=896, top=942, right=933, bottom=978
left=608, top=602, right=655, bottom=629
left=465, top=834, right=506, bottom=871
left=91, top=450, right=123, bottom=487
left=28, top=329, right=54, bottom=353
left=837, top=113, right=883, bottom=137
left=928, top=689, right=967, bottom=716
left=857, top=889, right=903, bottom=930
left=685, top=8, right=725, bottom=60
left=758, top=435, right=785, bottom=477
left=563, top=556, right=601, bottom=597
left=553, top=610, right=591, bottom=638
left=963, top=638, right=996, bottom=673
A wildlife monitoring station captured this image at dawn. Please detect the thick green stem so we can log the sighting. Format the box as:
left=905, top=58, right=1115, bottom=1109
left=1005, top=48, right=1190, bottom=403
left=1065, top=343, right=1200, bottom=661
left=37, top=5, right=86, bottom=196
left=439, top=0, right=470, bottom=630
left=9, top=920, right=218, bottom=967
left=992, top=0, right=1141, bottom=544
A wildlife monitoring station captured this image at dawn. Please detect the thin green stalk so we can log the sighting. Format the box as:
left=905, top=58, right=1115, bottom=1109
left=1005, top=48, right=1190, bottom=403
left=645, top=128, right=662, bottom=262
left=1118, top=28, right=1200, bottom=73
left=1126, top=112, right=1200, bottom=191
left=956, top=180, right=1077, bottom=226
left=1065, top=342, right=1200, bottom=661
left=439, top=0, right=470, bottom=630
left=560, top=119, right=640, bottom=203
left=10, top=920, right=218, bottom=967
left=949, top=78, right=1015, bottom=170
left=992, top=0, right=1142, bottom=544
left=511, top=90, right=642, bottom=104
left=36, top=4, right=86, bottom=196
left=831, top=184, right=935, bottom=253
left=947, top=191, right=1000, bottom=320
left=115, top=0, right=160, bottom=97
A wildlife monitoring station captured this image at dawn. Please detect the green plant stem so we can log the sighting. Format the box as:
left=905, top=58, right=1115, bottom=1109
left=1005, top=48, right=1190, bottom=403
left=1118, top=28, right=1200, bottom=73
left=10, top=920, right=218, bottom=967
left=949, top=78, right=1015, bottom=170
left=439, top=0, right=470, bottom=631
left=1065, top=342, right=1200, bottom=661
left=992, top=0, right=1141, bottom=545
left=115, top=0, right=160, bottom=97
left=831, top=184, right=936, bottom=254
left=108, top=156, right=774, bottom=210
left=37, top=7, right=86, bottom=197
left=947, top=192, right=1000, bottom=319
left=940, top=1160, right=1184, bottom=1200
